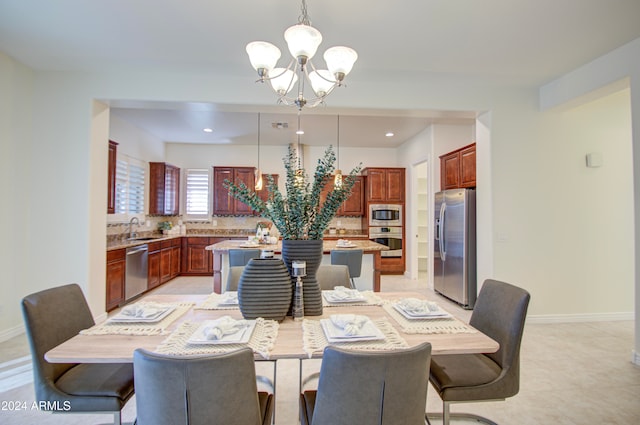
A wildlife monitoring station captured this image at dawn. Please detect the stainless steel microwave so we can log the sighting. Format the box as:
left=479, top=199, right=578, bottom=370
left=369, top=204, right=402, bottom=226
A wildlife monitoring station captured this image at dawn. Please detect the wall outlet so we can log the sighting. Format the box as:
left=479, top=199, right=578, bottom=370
left=212, top=220, right=218, bottom=226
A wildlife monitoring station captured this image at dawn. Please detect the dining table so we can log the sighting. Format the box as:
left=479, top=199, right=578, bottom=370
left=45, top=292, right=498, bottom=363
left=45, top=291, right=498, bottom=423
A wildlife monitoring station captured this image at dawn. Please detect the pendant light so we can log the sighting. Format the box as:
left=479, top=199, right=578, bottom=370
left=295, top=112, right=305, bottom=187
left=334, top=115, right=343, bottom=188
left=255, top=113, right=264, bottom=191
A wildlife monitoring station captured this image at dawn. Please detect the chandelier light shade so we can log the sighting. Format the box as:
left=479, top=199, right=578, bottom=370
left=246, top=0, right=357, bottom=109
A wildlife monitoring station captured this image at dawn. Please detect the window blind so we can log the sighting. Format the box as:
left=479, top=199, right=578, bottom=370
left=185, top=168, right=210, bottom=216
left=114, top=158, right=146, bottom=215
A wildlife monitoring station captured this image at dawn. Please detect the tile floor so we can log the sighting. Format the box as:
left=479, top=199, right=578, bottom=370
left=1, top=275, right=639, bottom=424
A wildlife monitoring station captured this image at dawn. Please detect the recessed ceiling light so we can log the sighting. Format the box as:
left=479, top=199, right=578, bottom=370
left=385, top=132, right=394, bottom=137
left=203, top=128, right=213, bottom=133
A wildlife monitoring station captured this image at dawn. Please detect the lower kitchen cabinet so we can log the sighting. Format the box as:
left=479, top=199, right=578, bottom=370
left=147, top=241, right=162, bottom=290
left=160, top=239, right=181, bottom=284
left=182, top=237, right=215, bottom=275
left=106, top=248, right=126, bottom=311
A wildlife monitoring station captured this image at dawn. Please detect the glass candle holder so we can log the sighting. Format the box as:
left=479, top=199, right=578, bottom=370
left=292, top=260, right=307, bottom=277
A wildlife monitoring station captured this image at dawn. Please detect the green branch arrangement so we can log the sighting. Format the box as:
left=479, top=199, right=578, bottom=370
left=223, top=145, right=362, bottom=240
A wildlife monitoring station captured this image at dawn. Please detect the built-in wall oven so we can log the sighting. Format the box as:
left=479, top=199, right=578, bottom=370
left=369, top=204, right=402, bottom=227
left=369, top=226, right=403, bottom=258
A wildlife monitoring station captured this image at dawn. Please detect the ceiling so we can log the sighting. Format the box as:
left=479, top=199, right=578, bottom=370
left=2, top=0, right=640, bottom=147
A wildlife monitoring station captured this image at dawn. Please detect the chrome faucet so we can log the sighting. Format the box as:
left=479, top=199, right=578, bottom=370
left=128, top=217, right=140, bottom=239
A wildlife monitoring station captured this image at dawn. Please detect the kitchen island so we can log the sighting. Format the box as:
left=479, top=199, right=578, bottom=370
left=205, top=239, right=389, bottom=293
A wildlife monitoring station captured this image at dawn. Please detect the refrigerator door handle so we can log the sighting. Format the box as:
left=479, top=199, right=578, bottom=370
left=439, top=202, right=446, bottom=261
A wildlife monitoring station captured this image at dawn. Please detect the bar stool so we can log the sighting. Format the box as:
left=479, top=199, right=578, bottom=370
left=330, top=249, right=363, bottom=289
left=228, top=249, right=260, bottom=267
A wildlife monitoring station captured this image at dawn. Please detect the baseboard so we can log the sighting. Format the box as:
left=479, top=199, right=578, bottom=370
left=0, top=323, right=25, bottom=343
left=527, top=311, right=633, bottom=324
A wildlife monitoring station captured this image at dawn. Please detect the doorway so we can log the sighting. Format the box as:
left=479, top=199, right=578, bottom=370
left=413, top=161, right=429, bottom=280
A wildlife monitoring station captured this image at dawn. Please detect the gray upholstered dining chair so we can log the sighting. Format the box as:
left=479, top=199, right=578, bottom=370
left=330, top=249, right=363, bottom=289
left=316, top=264, right=351, bottom=290
left=21, top=283, right=135, bottom=425
left=133, top=347, right=274, bottom=425
left=427, top=279, right=530, bottom=425
left=300, top=343, right=432, bottom=425
left=225, top=265, right=245, bottom=291
left=229, top=248, right=261, bottom=267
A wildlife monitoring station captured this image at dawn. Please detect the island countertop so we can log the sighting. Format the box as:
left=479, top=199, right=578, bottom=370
left=205, top=239, right=388, bottom=292
left=204, top=238, right=389, bottom=253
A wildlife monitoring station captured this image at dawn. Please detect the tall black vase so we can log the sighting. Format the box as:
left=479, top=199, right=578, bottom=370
left=281, top=239, right=323, bottom=316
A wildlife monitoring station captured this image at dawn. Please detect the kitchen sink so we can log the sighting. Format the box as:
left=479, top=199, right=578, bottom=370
left=127, top=237, right=161, bottom=241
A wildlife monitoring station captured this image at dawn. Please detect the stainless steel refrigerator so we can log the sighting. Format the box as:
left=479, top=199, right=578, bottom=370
left=434, top=189, right=476, bottom=309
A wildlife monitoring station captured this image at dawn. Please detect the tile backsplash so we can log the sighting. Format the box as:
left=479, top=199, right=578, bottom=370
left=107, top=215, right=364, bottom=242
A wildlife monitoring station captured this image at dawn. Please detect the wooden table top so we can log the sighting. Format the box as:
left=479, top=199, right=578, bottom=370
left=45, top=292, right=498, bottom=363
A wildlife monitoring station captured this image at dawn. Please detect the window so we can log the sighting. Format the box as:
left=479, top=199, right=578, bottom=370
left=114, top=155, right=146, bottom=216
left=185, top=168, right=210, bottom=218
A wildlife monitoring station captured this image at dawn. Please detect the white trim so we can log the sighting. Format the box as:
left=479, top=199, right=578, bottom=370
left=0, top=324, right=25, bottom=343
left=527, top=311, right=633, bottom=324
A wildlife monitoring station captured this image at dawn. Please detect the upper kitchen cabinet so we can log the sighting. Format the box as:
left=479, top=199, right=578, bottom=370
left=362, top=167, right=405, bottom=203
left=321, top=175, right=365, bottom=216
left=213, top=166, right=255, bottom=215
left=254, top=174, right=279, bottom=215
left=107, top=140, right=118, bottom=214
left=440, top=143, right=476, bottom=190
left=149, top=162, right=180, bottom=215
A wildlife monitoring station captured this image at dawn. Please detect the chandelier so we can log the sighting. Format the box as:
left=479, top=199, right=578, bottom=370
left=245, top=0, right=358, bottom=110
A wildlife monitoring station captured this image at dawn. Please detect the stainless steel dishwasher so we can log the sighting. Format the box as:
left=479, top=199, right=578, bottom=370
left=125, top=244, right=148, bottom=301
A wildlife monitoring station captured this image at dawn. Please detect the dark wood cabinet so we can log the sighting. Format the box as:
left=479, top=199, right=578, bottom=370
left=440, top=143, right=476, bottom=190
left=149, top=162, right=180, bottom=215
left=254, top=174, right=279, bottom=215
left=107, top=140, right=118, bottom=214
left=320, top=175, right=365, bottom=216
left=181, top=237, right=215, bottom=275
left=362, top=168, right=405, bottom=203
left=159, top=238, right=181, bottom=284
left=213, top=166, right=256, bottom=215
left=147, top=241, right=162, bottom=290
left=106, top=249, right=125, bottom=311
left=339, top=176, right=364, bottom=216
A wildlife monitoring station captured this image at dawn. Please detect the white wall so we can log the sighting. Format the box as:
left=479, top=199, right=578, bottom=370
left=0, top=52, right=33, bottom=338
left=1, top=37, right=639, bottom=338
left=110, top=114, right=165, bottom=162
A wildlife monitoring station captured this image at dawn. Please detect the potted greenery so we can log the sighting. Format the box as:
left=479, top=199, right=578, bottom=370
left=223, top=145, right=361, bottom=315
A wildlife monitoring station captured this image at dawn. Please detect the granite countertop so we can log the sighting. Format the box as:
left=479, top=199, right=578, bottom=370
left=107, top=230, right=370, bottom=251
left=205, top=238, right=388, bottom=253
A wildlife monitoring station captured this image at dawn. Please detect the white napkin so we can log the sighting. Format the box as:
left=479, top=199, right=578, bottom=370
left=330, top=286, right=361, bottom=300
left=330, top=314, right=369, bottom=336
left=120, top=303, right=165, bottom=318
left=398, top=298, right=439, bottom=315
left=202, top=316, right=244, bottom=340
left=220, top=292, right=238, bottom=304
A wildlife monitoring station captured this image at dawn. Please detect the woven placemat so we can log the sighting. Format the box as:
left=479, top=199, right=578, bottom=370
left=302, top=317, right=408, bottom=358
left=382, top=303, right=476, bottom=334
left=322, top=290, right=384, bottom=307
left=80, top=302, right=194, bottom=336
left=154, top=318, right=278, bottom=359
left=194, top=292, right=240, bottom=310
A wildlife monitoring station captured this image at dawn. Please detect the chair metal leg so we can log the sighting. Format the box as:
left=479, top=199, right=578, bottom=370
left=350, top=278, right=357, bottom=289
left=425, top=401, right=499, bottom=425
